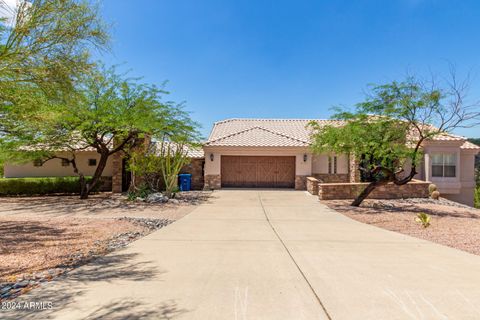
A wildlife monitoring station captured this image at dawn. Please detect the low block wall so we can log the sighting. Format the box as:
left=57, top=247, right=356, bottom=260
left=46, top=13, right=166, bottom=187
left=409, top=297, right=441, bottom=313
left=307, top=177, right=319, bottom=195
left=317, top=180, right=430, bottom=200
left=313, top=173, right=349, bottom=183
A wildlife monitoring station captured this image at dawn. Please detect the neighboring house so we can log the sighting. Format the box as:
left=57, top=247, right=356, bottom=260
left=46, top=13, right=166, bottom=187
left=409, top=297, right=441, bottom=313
left=4, top=150, right=114, bottom=178
left=3, top=144, right=205, bottom=192
left=203, top=118, right=480, bottom=206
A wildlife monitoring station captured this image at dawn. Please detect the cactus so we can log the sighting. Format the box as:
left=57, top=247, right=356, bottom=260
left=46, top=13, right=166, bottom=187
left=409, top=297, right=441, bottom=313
left=431, top=190, right=440, bottom=200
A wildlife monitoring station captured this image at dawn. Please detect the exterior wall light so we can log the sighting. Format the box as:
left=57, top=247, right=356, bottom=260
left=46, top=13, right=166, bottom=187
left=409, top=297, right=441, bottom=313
left=303, top=154, right=307, bottom=162
left=210, top=153, right=214, bottom=161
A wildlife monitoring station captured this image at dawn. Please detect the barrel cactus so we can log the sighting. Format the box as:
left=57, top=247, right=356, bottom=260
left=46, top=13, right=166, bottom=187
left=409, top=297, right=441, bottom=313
left=431, top=190, right=440, bottom=200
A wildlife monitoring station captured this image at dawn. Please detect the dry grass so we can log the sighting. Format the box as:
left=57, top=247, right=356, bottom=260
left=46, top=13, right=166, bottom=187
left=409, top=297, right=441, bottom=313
left=325, top=199, right=480, bottom=256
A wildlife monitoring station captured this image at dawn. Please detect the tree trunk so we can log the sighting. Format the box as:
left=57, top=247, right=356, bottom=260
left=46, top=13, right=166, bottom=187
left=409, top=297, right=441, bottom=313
left=79, top=174, right=88, bottom=199
left=351, top=180, right=386, bottom=207
left=80, top=152, right=109, bottom=199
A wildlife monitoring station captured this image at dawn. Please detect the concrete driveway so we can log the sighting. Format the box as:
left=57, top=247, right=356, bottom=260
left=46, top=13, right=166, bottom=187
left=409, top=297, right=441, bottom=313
left=5, top=190, right=480, bottom=320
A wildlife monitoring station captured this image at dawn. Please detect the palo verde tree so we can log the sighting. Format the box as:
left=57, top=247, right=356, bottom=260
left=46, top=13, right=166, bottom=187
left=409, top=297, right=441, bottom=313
left=2, top=66, right=200, bottom=199
left=0, top=0, right=108, bottom=134
left=310, top=73, right=480, bottom=206
left=0, top=0, right=109, bottom=174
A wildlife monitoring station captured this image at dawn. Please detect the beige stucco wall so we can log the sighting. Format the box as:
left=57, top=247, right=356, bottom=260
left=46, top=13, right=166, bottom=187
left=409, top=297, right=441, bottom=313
left=423, top=142, right=463, bottom=194
left=311, top=153, right=348, bottom=174
left=203, top=146, right=312, bottom=176
left=4, top=151, right=113, bottom=178
left=203, top=147, right=350, bottom=178
left=443, top=188, right=475, bottom=207
left=422, top=140, right=478, bottom=206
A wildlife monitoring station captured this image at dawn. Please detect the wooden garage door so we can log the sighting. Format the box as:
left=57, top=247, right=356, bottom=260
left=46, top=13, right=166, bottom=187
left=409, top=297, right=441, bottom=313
left=221, top=156, right=295, bottom=188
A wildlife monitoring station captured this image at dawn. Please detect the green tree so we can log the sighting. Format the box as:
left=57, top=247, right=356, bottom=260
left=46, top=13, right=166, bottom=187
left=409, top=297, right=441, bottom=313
left=2, top=67, right=201, bottom=199
left=310, top=74, right=480, bottom=206
left=0, top=0, right=108, bottom=138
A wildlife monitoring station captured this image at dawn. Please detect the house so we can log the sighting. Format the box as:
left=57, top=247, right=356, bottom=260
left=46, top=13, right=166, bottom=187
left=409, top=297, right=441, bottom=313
left=3, top=118, right=479, bottom=206
left=203, top=118, right=480, bottom=206
left=3, top=144, right=205, bottom=192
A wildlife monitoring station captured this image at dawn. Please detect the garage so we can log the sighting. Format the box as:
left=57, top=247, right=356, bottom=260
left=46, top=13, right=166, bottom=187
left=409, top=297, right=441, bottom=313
left=221, top=156, right=295, bottom=188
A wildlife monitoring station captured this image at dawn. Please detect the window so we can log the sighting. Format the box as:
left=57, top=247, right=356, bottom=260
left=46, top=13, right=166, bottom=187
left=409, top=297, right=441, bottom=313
left=432, top=153, right=456, bottom=178
left=328, top=156, right=337, bottom=174
left=88, top=159, right=97, bottom=166
left=61, top=159, right=70, bottom=167
left=33, top=159, right=42, bottom=167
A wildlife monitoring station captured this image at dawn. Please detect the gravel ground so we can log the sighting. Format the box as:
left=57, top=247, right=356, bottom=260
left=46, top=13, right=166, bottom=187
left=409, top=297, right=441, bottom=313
left=325, top=198, right=480, bottom=256
left=0, top=191, right=210, bottom=300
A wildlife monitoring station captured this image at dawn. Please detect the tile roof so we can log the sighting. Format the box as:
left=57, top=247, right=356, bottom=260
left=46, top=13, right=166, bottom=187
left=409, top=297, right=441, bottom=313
left=206, top=118, right=343, bottom=147
left=460, top=141, right=480, bottom=150
left=206, top=126, right=310, bottom=147
left=153, top=142, right=204, bottom=158
left=206, top=118, right=480, bottom=151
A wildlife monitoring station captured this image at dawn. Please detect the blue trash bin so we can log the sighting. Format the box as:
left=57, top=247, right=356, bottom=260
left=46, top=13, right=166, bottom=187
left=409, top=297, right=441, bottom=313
left=178, top=174, right=192, bottom=191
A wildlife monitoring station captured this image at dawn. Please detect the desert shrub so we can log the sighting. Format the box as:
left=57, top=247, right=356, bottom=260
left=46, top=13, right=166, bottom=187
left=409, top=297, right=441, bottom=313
left=0, top=177, right=104, bottom=196
left=428, top=184, right=437, bottom=195
left=127, top=184, right=154, bottom=201
left=415, top=212, right=431, bottom=228
left=431, top=190, right=440, bottom=200
left=475, top=186, right=479, bottom=209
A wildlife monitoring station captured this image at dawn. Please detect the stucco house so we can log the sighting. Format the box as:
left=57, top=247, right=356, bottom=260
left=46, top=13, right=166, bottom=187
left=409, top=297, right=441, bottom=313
left=3, top=118, right=479, bottom=206
left=3, top=144, right=205, bottom=192
left=203, top=118, right=480, bottom=206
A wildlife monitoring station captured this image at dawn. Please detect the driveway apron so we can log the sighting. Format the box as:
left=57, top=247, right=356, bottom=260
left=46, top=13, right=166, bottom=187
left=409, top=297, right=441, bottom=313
left=4, top=190, right=480, bottom=320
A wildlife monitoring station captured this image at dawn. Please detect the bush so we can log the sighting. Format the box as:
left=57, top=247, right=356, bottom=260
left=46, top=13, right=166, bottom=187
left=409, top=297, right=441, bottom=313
left=475, top=186, right=479, bottom=209
left=127, top=184, right=153, bottom=201
left=415, top=212, right=431, bottom=228
left=0, top=177, right=102, bottom=196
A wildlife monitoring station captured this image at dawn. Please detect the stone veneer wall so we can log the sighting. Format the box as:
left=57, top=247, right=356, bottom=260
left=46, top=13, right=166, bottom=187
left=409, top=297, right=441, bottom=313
left=180, top=159, right=205, bottom=190
left=348, top=154, right=360, bottom=183
left=313, top=173, right=349, bottom=183
left=295, top=175, right=308, bottom=190
left=306, top=177, right=319, bottom=195
left=97, top=176, right=113, bottom=192
left=318, top=180, right=430, bottom=200
left=204, top=174, right=221, bottom=190
left=111, top=151, right=123, bottom=193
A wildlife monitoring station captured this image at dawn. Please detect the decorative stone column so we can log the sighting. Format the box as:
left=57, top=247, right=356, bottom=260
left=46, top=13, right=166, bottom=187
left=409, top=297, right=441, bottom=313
left=295, top=175, right=307, bottom=190
left=204, top=175, right=221, bottom=190
left=349, top=153, right=361, bottom=183
left=111, top=151, right=123, bottom=193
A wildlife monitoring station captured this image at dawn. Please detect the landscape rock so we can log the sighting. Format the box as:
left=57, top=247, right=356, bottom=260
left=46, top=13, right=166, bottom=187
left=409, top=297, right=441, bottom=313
left=168, top=199, right=180, bottom=204
left=145, top=193, right=168, bottom=203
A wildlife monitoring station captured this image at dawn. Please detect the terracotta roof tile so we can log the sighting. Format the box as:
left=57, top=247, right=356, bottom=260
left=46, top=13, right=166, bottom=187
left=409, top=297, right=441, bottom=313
left=206, top=126, right=310, bottom=147
left=207, top=118, right=343, bottom=147
left=206, top=118, right=477, bottom=151
left=461, top=141, right=480, bottom=150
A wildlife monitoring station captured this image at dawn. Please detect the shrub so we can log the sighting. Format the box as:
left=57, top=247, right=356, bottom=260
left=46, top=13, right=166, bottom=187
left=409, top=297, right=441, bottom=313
left=0, top=177, right=103, bottom=196
left=431, top=190, right=440, bottom=200
left=127, top=184, right=153, bottom=201
left=475, top=186, right=479, bottom=209
left=415, top=212, right=431, bottom=228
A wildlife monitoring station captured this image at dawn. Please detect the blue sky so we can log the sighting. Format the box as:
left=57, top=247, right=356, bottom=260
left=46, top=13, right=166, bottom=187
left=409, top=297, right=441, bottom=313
left=99, top=0, right=480, bottom=138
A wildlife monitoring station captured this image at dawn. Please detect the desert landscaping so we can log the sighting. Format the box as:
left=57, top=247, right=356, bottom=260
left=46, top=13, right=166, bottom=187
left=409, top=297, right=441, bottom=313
left=325, top=197, right=480, bottom=256
left=0, top=191, right=210, bottom=300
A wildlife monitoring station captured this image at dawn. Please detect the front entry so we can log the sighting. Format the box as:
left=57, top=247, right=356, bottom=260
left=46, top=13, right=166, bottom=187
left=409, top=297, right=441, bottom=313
left=221, top=156, right=295, bottom=188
